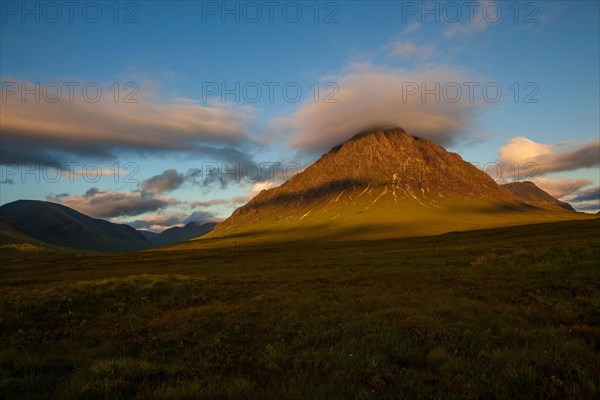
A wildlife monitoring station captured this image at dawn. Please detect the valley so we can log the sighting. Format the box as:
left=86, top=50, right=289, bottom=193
left=1, top=218, right=598, bottom=399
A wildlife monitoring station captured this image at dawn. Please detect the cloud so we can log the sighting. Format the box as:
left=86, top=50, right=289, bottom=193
left=388, top=41, right=435, bottom=60
left=534, top=177, right=592, bottom=198
left=0, top=79, right=258, bottom=164
left=184, top=211, right=220, bottom=224
left=142, top=167, right=235, bottom=193
left=185, top=160, right=295, bottom=189
left=498, top=137, right=600, bottom=174
left=230, top=195, right=249, bottom=205
left=128, top=211, right=188, bottom=230
left=191, top=199, right=230, bottom=207
left=66, top=167, right=130, bottom=178
left=139, top=169, right=185, bottom=195
left=127, top=209, right=221, bottom=230
left=572, top=203, right=600, bottom=212
left=567, top=185, right=599, bottom=213
left=131, top=161, right=285, bottom=197
left=128, top=209, right=221, bottom=230
left=188, top=182, right=282, bottom=212
left=444, top=16, right=488, bottom=38
left=274, top=63, right=485, bottom=153
left=402, top=22, right=421, bottom=35
left=190, top=195, right=249, bottom=209
left=47, top=192, right=70, bottom=201
left=248, top=181, right=281, bottom=199
left=386, top=19, right=434, bottom=61
left=47, top=188, right=176, bottom=218
left=570, top=186, right=600, bottom=203
left=443, top=1, right=493, bottom=38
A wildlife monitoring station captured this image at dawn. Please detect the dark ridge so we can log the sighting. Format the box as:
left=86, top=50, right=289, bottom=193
left=150, top=221, right=217, bottom=247
left=0, top=199, right=151, bottom=252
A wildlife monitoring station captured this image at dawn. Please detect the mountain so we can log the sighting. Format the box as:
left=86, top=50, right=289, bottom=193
left=0, top=217, right=45, bottom=246
left=138, top=230, right=160, bottom=240
left=502, top=181, right=575, bottom=211
left=204, top=127, right=589, bottom=243
left=0, top=216, right=67, bottom=261
left=150, top=221, right=217, bottom=247
left=0, top=200, right=151, bottom=252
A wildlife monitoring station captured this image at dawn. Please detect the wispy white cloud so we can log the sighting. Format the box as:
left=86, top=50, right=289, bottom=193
left=443, top=1, right=493, bottom=38
left=388, top=41, right=436, bottom=60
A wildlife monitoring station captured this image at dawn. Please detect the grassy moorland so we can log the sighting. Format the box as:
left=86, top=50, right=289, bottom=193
left=0, top=218, right=599, bottom=399
left=200, top=197, right=594, bottom=244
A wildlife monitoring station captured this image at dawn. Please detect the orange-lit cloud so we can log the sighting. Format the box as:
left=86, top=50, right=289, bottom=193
left=534, top=177, right=593, bottom=198
left=1, top=79, right=258, bottom=164
left=498, top=137, right=600, bottom=174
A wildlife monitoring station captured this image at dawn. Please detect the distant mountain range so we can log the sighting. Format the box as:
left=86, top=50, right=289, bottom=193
left=145, top=221, right=218, bottom=247
left=207, top=126, right=591, bottom=242
left=0, top=200, right=216, bottom=252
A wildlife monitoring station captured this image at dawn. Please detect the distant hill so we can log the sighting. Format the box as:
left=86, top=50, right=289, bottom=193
left=502, top=181, right=575, bottom=211
left=0, top=216, right=67, bottom=261
left=0, top=217, right=46, bottom=246
left=138, top=230, right=160, bottom=240
left=150, top=221, right=217, bottom=247
left=204, top=127, right=590, bottom=243
left=0, top=200, right=151, bottom=252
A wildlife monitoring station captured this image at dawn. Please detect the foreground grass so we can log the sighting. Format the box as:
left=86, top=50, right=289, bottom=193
left=0, top=219, right=599, bottom=399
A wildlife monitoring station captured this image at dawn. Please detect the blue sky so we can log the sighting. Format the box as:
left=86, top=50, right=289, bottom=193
left=1, top=0, right=599, bottom=229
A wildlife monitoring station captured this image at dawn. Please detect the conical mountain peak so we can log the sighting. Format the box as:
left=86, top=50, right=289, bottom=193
left=327, top=125, right=408, bottom=154
left=281, top=126, right=507, bottom=197
left=210, top=127, right=576, bottom=240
